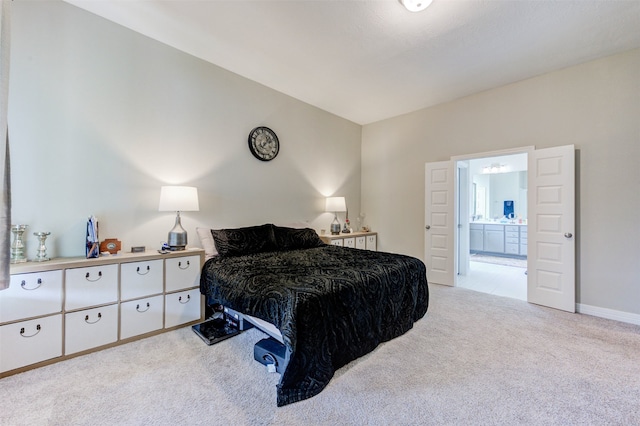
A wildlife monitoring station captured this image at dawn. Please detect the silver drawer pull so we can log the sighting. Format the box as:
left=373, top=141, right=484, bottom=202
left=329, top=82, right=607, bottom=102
left=178, top=260, right=190, bottom=270
left=136, top=302, right=150, bottom=313
left=85, top=271, right=103, bottom=282
left=178, top=294, right=191, bottom=304
left=85, top=312, right=102, bottom=324
left=21, top=278, right=43, bottom=291
left=136, top=265, right=151, bottom=275
left=20, top=324, right=41, bottom=338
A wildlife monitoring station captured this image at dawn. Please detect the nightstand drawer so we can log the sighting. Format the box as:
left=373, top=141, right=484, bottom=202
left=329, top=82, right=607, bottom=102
left=121, top=259, right=163, bottom=300
left=0, top=314, right=62, bottom=373
left=165, top=255, right=200, bottom=292
left=1, top=270, right=63, bottom=323
left=120, top=295, right=164, bottom=339
left=65, top=264, right=118, bottom=310
left=65, top=304, right=118, bottom=355
left=165, top=288, right=201, bottom=328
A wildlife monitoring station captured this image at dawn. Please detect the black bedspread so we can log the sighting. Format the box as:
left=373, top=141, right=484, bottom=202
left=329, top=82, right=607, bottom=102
left=200, top=244, right=429, bottom=406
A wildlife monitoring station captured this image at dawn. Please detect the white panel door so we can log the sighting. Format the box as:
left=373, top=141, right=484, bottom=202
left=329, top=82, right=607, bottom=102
left=425, top=161, right=454, bottom=286
left=527, top=145, right=575, bottom=312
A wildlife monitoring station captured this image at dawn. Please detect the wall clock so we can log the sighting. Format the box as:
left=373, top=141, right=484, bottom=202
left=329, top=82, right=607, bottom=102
left=248, top=126, right=279, bottom=161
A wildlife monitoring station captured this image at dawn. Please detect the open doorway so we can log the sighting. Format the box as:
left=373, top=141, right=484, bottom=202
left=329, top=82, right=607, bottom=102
left=425, top=144, right=575, bottom=311
left=456, top=152, right=528, bottom=301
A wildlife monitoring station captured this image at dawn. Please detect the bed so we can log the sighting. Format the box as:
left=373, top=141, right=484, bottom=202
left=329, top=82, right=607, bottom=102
left=199, top=224, right=429, bottom=406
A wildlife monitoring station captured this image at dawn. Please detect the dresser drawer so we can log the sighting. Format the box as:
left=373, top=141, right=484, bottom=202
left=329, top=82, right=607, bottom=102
left=165, top=289, right=201, bottom=328
left=120, top=259, right=163, bottom=301
left=65, top=264, right=118, bottom=311
left=355, top=236, right=366, bottom=249
left=1, top=270, right=63, bottom=323
left=343, top=237, right=356, bottom=248
left=65, top=304, right=118, bottom=355
left=0, top=314, right=62, bottom=373
left=329, top=239, right=343, bottom=247
left=366, top=235, right=377, bottom=251
left=165, top=255, right=200, bottom=293
left=120, top=295, right=164, bottom=339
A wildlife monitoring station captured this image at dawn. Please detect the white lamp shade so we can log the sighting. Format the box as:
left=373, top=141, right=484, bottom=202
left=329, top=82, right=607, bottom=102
left=158, top=186, right=200, bottom=212
left=325, top=196, right=347, bottom=213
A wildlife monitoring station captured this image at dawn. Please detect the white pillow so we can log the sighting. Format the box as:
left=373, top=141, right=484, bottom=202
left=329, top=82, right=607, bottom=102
left=196, top=227, right=218, bottom=261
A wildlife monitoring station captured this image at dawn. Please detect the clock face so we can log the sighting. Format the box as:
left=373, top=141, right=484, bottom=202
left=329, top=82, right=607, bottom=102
left=248, top=126, right=279, bottom=161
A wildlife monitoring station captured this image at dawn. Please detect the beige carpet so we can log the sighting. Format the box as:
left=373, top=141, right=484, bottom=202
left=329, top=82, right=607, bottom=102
left=1, top=284, right=639, bottom=425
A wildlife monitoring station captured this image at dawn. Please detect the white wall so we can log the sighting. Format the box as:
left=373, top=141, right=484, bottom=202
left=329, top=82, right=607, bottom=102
left=9, top=1, right=361, bottom=258
left=362, top=49, right=640, bottom=315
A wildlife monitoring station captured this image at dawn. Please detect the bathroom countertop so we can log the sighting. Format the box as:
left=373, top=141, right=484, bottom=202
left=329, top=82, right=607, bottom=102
left=471, top=220, right=527, bottom=226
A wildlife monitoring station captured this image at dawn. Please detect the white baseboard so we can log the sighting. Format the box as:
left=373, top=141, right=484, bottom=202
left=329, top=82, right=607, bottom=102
left=577, top=304, right=640, bottom=326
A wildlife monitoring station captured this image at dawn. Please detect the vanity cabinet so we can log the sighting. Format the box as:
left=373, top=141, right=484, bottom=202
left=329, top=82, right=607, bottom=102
left=470, top=224, right=484, bottom=252
left=484, top=225, right=505, bottom=253
left=1, top=249, right=204, bottom=377
left=470, top=224, right=527, bottom=257
left=504, top=225, right=520, bottom=255
left=319, top=231, right=377, bottom=251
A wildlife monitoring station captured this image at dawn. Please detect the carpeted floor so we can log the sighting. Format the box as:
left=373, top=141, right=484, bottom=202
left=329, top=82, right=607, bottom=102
left=1, top=284, right=639, bottom=425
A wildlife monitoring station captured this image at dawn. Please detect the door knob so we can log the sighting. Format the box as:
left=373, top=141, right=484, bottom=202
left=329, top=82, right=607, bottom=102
left=564, top=232, right=573, bottom=238
left=425, top=225, right=431, bottom=230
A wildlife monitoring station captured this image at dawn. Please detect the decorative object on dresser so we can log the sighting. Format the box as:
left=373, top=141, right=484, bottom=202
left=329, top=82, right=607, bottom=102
left=10, top=224, right=28, bottom=264
left=86, top=216, right=99, bottom=259
left=248, top=126, right=279, bottom=161
left=0, top=248, right=204, bottom=377
left=158, top=186, right=200, bottom=251
left=99, top=238, right=121, bottom=255
left=325, top=196, right=347, bottom=235
left=33, top=232, right=51, bottom=262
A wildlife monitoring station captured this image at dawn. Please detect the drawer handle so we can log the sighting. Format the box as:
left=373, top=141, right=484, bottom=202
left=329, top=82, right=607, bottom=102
left=136, top=265, right=151, bottom=275
left=136, top=302, right=150, bottom=313
left=85, top=312, right=102, bottom=324
left=85, top=271, right=103, bottom=282
left=20, top=324, right=41, bottom=338
left=178, top=294, right=191, bottom=304
left=21, top=278, right=43, bottom=291
left=178, top=260, right=190, bottom=270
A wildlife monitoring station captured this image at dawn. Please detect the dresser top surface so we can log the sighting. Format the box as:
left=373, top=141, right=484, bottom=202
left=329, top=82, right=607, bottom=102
left=10, top=248, right=204, bottom=274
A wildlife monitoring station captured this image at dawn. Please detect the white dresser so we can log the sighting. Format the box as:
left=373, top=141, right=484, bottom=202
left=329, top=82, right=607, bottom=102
left=1, top=249, right=204, bottom=377
left=319, top=231, right=377, bottom=251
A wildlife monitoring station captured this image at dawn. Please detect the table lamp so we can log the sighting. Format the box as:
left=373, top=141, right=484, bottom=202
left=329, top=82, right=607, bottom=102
left=159, top=186, right=199, bottom=251
left=325, top=196, right=347, bottom=235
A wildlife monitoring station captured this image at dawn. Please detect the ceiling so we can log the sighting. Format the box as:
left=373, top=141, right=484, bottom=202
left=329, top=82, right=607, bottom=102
left=63, top=0, right=640, bottom=125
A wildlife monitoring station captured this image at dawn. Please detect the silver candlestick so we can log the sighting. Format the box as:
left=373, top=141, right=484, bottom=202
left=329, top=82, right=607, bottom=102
left=10, top=225, right=28, bottom=264
left=34, top=232, right=51, bottom=262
